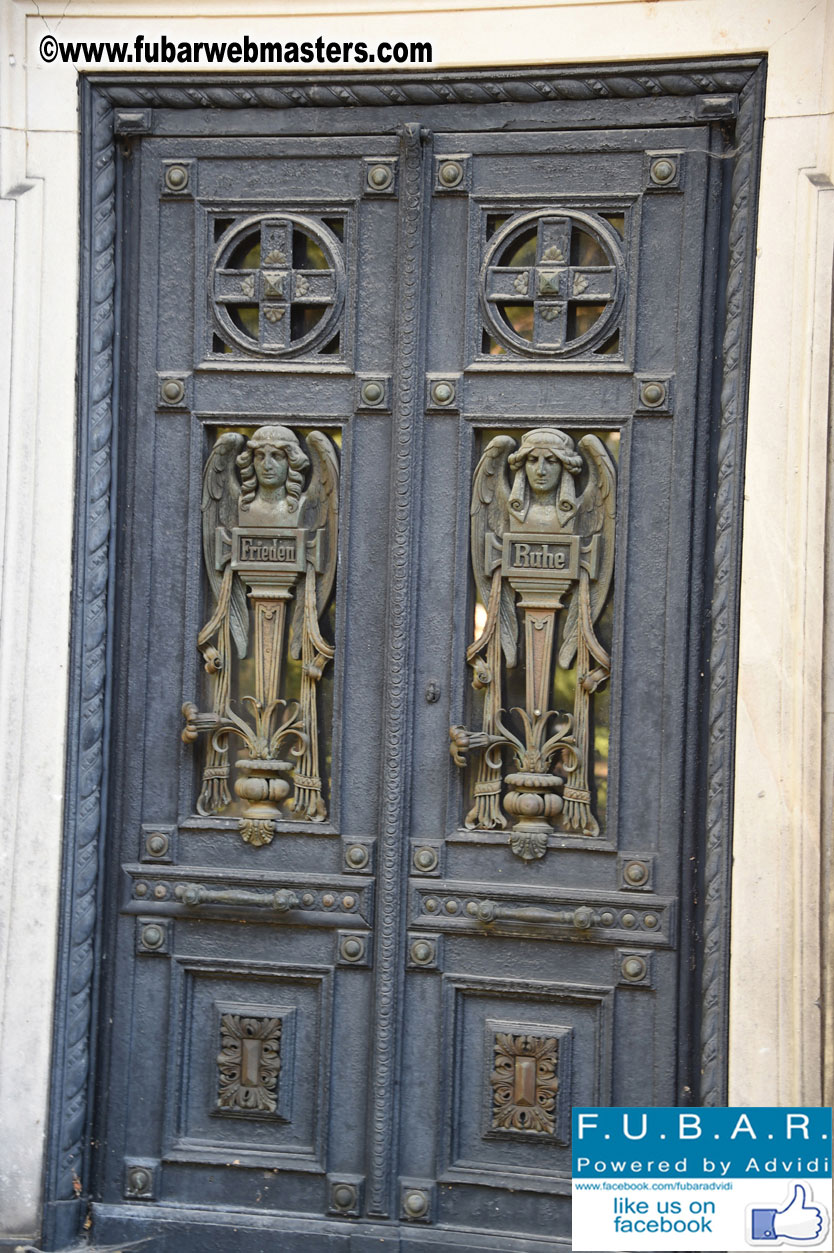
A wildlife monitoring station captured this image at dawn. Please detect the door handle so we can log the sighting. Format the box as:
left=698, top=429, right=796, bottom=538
left=175, top=883, right=300, bottom=912
left=472, top=899, right=598, bottom=930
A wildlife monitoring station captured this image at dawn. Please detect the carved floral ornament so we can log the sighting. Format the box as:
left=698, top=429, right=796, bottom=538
left=182, top=425, right=339, bottom=846
left=217, top=1014, right=282, bottom=1113
left=450, top=427, right=616, bottom=860
left=490, top=1032, right=560, bottom=1136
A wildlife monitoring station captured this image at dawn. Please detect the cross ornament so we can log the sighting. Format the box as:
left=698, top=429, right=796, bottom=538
left=484, top=215, right=617, bottom=351
left=214, top=216, right=339, bottom=352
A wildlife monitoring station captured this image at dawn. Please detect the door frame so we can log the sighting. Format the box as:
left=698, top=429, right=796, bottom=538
left=42, top=59, right=766, bottom=1250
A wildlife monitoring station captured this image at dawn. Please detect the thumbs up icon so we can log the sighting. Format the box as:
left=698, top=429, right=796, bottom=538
left=750, top=1183, right=828, bottom=1244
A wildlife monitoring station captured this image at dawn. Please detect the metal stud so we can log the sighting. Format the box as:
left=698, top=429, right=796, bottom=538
left=367, top=163, right=393, bottom=191
left=623, top=860, right=649, bottom=886
left=140, top=924, right=164, bottom=950
left=125, top=1163, right=155, bottom=1199
left=438, top=160, right=463, bottom=188
left=159, top=377, right=186, bottom=406
left=430, top=380, right=455, bottom=407
left=402, top=1188, right=430, bottom=1220
left=650, top=157, right=677, bottom=186
left=356, top=375, right=391, bottom=413
left=413, top=846, right=439, bottom=874
left=434, top=155, right=470, bottom=194
left=361, top=380, right=383, bottom=405
left=621, top=954, right=648, bottom=982
left=344, top=842, right=370, bottom=871
left=409, top=937, right=436, bottom=967
left=164, top=163, right=189, bottom=193
left=339, top=933, right=366, bottom=964
left=327, top=1174, right=363, bottom=1218
left=332, top=1182, right=357, bottom=1209
left=146, top=832, right=169, bottom=858
left=639, top=380, right=666, bottom=408
left=621, top=912, right=636, bottom=928
left=426, top=373, right=461, bottom=413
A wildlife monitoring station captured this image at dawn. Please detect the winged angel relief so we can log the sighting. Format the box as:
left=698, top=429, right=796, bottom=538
left=182, top=425, right=338, bottom=847
left=450, top=428, right=616, bottom=860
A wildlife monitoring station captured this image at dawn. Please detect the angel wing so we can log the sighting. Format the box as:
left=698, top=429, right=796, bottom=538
left=471, top=435, right=519, bottom=668
left=558, top=434, right=617, bottom=669
left=201, top=431, right=249, bottom=658
left=289, top=430, right=340, bottom=659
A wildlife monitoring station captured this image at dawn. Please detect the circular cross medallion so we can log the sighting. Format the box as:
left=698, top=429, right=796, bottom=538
left=212, top=213, right=345, bottom=358
left=480, top=209, right=624, bottom=357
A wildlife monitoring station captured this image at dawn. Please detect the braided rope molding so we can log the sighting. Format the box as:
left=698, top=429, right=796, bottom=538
left=365, top=122, right=427, bottom=1218
left=97, top=63, right=757, bottom=112
left=699, top=69, right=764, bottom=1107
left=46, top=88, right=116, bottom=1215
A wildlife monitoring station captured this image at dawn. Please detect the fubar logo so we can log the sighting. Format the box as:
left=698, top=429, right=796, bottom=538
left=572, top=1108, right=833, bottom=1252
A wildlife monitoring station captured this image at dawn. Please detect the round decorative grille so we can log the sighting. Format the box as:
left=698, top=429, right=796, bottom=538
left=211, top=213, right=345, bottom=357
left=480, top=209, right=624, bottom=357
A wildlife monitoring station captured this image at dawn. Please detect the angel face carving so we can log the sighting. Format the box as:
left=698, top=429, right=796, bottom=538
left=450, top=427, right=616, bottom=860
left=508, top=428, right=583, bottom=532
left=182, top=425, right=339, bottom=846
left=238, top=426, right=308, bottom=525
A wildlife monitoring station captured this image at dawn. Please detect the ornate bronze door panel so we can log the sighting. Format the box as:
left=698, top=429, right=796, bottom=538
left=62, top=66, right=764, bottom=1253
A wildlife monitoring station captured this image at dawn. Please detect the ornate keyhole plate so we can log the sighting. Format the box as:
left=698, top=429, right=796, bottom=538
left=480, top=210, right=625, bottom=358
left=212, top=213, right=346, bottom=358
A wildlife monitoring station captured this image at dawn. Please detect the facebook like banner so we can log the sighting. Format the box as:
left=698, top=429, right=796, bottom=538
left=572, top=1107, right=833, bottom=1251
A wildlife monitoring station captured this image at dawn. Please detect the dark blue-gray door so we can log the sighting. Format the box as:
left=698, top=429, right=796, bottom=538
left=92, top=107, right=722, bottom=1251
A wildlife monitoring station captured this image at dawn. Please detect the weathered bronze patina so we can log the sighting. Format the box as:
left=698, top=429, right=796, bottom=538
left=451, top=426, right=616, bottom=859
left=183, top=424, right=339, bottom=845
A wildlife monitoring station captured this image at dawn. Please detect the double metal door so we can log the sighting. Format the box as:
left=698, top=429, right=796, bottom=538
left=94, top=101, right=722, bottom=1251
